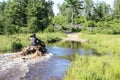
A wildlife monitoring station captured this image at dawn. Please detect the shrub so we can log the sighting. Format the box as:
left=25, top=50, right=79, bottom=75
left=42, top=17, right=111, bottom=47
left=11, top=39, right=23, bottom=52
left=44, top=25, right=57, bottom=33
left=96, top=21, right=103, bottom=27
left=83, top=21, right=120, bottom=34
left=52, top=16, right=68, bottom=26
left=74, top=16, right=86, bottom=24
left=43, top=35, right=61, bottom=43
left=19, top=27, right=30, bottom=33
left=61, top=26, right=68, bottom=30
left=70, top=27, right=81, bottom=32
left=84, top=21, right=96, bottom=27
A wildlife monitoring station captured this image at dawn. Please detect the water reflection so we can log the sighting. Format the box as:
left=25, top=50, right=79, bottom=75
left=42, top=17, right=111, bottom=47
left=47, top=46, right=75, bottom=56
left=78, top=48, right=99, bottom=56
left=47, top=41, right=99, bottom=60
left=48, top=41, right=82, bottom=49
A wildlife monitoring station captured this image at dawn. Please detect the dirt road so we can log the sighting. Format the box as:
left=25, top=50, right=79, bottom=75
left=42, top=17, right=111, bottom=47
left=63, top=32, right=86, bottom=42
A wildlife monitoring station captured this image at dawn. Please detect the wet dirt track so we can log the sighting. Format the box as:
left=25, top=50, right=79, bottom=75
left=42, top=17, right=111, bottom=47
left=0, top=53, right=70, bottom=80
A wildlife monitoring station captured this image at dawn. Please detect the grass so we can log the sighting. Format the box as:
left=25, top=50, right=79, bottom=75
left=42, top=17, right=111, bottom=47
left=79, top=33, right=120, bottom=55
left=0, top=32, right=67, bottom=53
left=64, top=55, right=120, bottom=80
left=64, top=33, right=120, bottom=80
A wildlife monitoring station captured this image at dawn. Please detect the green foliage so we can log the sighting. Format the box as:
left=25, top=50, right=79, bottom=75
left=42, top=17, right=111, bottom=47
left=0, top=0, right=54, bottom=34
left=44, top=35, right=61, bottom=43
left=64, top=55, right=120, bottom=80
left=44, top=24, right=57, bottom=33
left=52, top=16, right=68, bottom=26
left=0, top=24, right=3, bottom=34
left=111, top=23, right=120, bottom=34
left=59, top=3, right=72, bottom=23
left=96, top=21, right=103, bottom=27
left=83, top=20, right=120, bottom=34
left=70, top=27, right=81, bottom=32
left=8, top=25, right=20, bottom=34
left=60, top=26, right=68, bottom=31
left=0, top=35, right=12, bottom=53
left=60, top=0, right=84, bottom=25
left=84, top=20, right=96, bottom=27
left=27, top=17, right=40, bottom=33
left=80, top=33, right=120, bottom=55
left=74, top=16, right=86, bottom=24
left=11, top=39, right=23, bottom=52
left=84, top=0, right=94, bottom=20
left=27, top=0, right=52, bottom=32
left=0, top=0, right=118, bottom=34
left=19, top=27, right=30, bottom=33
left=39, top=32, right=66, bottom=43
left=114, top=0, right=120, bottom=18
left=0, top=32, right=66, bottom=53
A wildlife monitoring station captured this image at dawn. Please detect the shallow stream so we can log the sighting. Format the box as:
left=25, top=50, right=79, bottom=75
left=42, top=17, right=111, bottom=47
left=0, top=41, right=100, bottom=80
left=47, top=41, right=99, bottom=61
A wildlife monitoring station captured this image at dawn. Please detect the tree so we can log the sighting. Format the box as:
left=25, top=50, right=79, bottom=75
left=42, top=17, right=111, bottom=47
left=27, top=0, right=52, bottom=32
left=84, top=0, right=94, bottom=20
left=0, top=0, right=54, bottom=34
left=59, top=2, right=72, bottom=23
left=92, top=1, right=111, bottom=21
left=114, top=0, right=120, bottom=18
left=52, top=15, right=67, bottom=26
left=3, top=0, right=19, bottom=34
left=0, top=1, right=6, bottom=34
left=62, top=0, right=83, bottom=26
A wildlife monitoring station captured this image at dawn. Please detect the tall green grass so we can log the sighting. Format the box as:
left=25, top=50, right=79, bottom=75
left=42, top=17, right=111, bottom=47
left=80, top=33, right=120, bottom=55
left=0, top=32, right=66, bottom=53
left=0, top=35, right=13, bottom=52
left=64, top=33, right=120, bottom=80
left=64, top=55, right=120, bottom=80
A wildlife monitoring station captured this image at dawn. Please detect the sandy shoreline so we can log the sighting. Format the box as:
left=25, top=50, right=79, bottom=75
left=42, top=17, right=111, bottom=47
left=62, top=33, right=87, bottom=42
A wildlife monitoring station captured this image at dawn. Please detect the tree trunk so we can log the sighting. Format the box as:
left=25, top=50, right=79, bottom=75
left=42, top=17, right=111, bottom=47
left=71, top=7, right=74, bottom=27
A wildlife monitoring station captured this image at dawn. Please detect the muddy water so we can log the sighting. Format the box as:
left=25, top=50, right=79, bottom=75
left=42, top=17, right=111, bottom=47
left=47, top=41, right=99, bottom=61
left=0, top=41, right=99, bottom=80
left=0, top=53, right=70, bottom=80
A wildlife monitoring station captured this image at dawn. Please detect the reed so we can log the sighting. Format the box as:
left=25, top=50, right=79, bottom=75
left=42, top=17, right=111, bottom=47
left=0, top=32, right=66, bottom=53
left=64, top=55, right=120, bottom=80
left=80, top=33, right=120, bottom=55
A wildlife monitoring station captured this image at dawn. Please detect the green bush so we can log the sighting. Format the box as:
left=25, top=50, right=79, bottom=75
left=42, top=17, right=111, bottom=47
left=19, top=27, right=30, bottom=33
left=44, top=25, right=57, bottom=33
left=11, top=39, right=23, bottom=52
left=96, top=21, right=103, bottom=27
left=4, top=25, right=20, bottom=34
left=43, top=35, right=61, bottom=43
left=59, top=26, right=70, bottom=31
left=52, top=16, right=68, bottom=26
left=84, top=21, right=96, bottom=27
left=28, top=17, right=44, bottom=33
left=74, top=16, right=86, bottom=24
left=70, top=27, right=81, bottom=32
left=103, top=22, right=112, bottom=27
left=83, top=21, right=120, bottom=34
